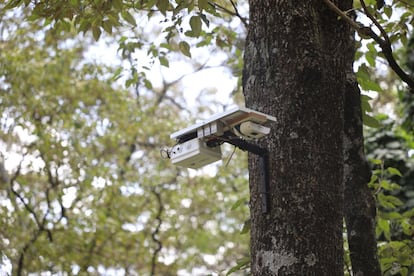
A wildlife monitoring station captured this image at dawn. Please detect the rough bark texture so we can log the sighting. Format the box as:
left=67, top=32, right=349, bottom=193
left=242, top=1, right=351, bottom=274
left=343, top=78, right=381, bottom=275
left=343, top=46, right=381, bottom=275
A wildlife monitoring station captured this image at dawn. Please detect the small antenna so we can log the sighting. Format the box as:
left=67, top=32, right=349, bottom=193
left=224, top=146, right=237, bottom=167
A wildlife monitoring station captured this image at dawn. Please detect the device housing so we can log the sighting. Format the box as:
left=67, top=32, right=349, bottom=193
left=170, top=138, right=222, bottom=169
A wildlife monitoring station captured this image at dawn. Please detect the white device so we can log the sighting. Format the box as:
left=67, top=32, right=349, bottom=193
left=239, top=121, right=270, bottom=139
left=170, top=106, right=276, bottom=142
left=169, top=138, right=222, bottom=169
left=168, top=106, right=276, bottom=169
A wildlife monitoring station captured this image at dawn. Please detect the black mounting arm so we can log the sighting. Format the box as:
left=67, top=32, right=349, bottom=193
left=207, top=132, right=270, bottom=214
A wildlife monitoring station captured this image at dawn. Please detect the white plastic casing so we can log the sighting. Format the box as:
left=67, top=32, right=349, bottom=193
left=170, top=138, right=222, bottom=169
left=197, top=121, right=223, bottom=139
left=239, top=121, right=270, bottom=139
left=170, top=106, right=276, bottom=141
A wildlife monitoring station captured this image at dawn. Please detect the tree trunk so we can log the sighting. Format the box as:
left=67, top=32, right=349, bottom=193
left=243, top=1, right=351, bottom=274
left=343, top=77, right=381, bottom=275
left=341, top=12, right=381, bottom=275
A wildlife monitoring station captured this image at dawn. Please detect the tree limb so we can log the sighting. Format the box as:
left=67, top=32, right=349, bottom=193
left=323, top=0, right=414, bottom=92
left=150, top=188, right=163, bottom=276
left=208, top=1, right=249, bottom=28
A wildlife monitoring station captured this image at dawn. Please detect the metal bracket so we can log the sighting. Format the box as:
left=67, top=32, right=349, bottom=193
left=207, top=132, right=270, bottom=214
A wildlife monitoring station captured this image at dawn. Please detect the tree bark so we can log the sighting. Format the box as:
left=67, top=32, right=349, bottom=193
left=340, top=10, right=381, bottom=275
left=343, top=77, right=381, bottom=275
left=243, top=1, right=351, bottom=274
left=342, top=38, right=381, bottom=275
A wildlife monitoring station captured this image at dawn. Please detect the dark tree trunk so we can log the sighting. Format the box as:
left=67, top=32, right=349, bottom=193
left=343, top=44, right=381, bottom=275
left=343, top=77, right=381, bottom=275
left=340, top=11, right=381, bottom=275
left=243, top=1, right=351, bottom=274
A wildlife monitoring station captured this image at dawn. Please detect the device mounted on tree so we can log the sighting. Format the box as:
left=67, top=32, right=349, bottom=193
left=163, top=106, right=276, bottom=213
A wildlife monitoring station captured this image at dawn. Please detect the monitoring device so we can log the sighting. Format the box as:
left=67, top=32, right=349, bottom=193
left=239, top=121, right=270, bottom=139
left=169, top=138, right=222, bottom=169
left=163, top=105, right=276, bottom=214
left=170, top=106, right=276, bottom=141
left=166, top=106, right=276, bottom=169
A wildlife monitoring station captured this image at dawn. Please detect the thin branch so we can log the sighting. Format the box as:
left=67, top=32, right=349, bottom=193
left=17, top=229, right=42, bottom=276
left=396, top=0, right=414, bottom=8
left=229, top=0, right=248, bottom=27
left=150, top=188, right=163, bottom=276
left=359, top=0, right=390, bottom=45
left=154, top=60, right=222, bottom=110
left=322, top=0, right=361, bottom=30
left=208, top=1, right=249, bottom=28
left=323, top=0, right=414, bottom=92
left=9, top=156, right=43, bottom=228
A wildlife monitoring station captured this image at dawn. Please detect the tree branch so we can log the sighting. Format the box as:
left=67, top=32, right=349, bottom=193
left=323, top=0, right=414, bottom=92
left=208, top=1, right=249, bottom=28
left=150, top=188, right=163, bottom=276
left=10, top=155, right=54, bottom=275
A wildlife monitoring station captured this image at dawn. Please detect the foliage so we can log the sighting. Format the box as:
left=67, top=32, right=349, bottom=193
left=362, top=31, right=414, bottom=272
left=0, top=6, right=250, bottom=275
left=367, top=159, right=414, bottom=275
left=351, top=0, right=414, bottom=91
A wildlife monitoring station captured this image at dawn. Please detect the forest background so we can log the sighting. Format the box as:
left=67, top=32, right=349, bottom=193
left=0, top=0, right=414, bottom=275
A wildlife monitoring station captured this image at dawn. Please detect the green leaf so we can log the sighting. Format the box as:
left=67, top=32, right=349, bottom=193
left=231, top=198, right=246, bottom=211
left=387, top=167, right=402, bottom=177
left=156, top=0, right=169, bottom=14
left=357, top=64, right=382, bottom=92
left=198, top=0, right=209, bottom=10
left=121, top=11, right=136, bottom=26
left=160, top=43, right=173, bottom=50
left=370, top=158, right=383, bottom=165
left=189, top=15, right=202, bottom=37
left=384, top=5, right=392, bottom=18
left=5, top=0, right=23, bottom=9
left=226, top=257, right=250, bottom=275
left=159, top=56, right=169, bottom=67
left=361, top=94, right=373, bottom=112
left=240, top=218, right=251, bottom=234
left=144, top=79, right=153, bottom=89
left=377, top=217, right=391, bottom=240
left=379, top=180, right=393, bottom=190
left=378, top=193, right=404, bottom=209
left=365, top=51, right=376, bottom=67
left=112, top=0, right=123, bottom=9
left=92, top=26, right=102, bottom=41
left=178, top=41, right=191, bottom=57
left=359, top=78, right=382, bottom=92
left=363, top=113, right=382, bottom=128
left=379, top=211, right=402, bottom=220
left=78, top=19, right=92, bottom=33
left=401, top=221, right=413, bottom=236
left=402, top=208, right=414, bottom=218
left=102, top=20, right=113, bottom=34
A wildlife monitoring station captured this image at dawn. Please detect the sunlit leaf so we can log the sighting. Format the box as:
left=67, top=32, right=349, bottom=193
left=92, top=26, right=102, bottom=41
left=121, top=11, right=136, bottom=26
left=156, top=0, right=169, bottom=15
left=240, top=218, right=251, bottom=234
left=189, top=15, right=202, bottom=37
left=179, top=41, right=191, bottom=57
left=159, top=56, right=169, bottom=67
left=387, top=167, right=402, bottom=177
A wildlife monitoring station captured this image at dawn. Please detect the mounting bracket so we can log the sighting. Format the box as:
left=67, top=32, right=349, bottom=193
left=207, top=132, right=270, bottom=214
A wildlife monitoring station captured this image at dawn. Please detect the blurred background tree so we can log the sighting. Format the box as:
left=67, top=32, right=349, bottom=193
left=0, top=3, right=250, bottom=275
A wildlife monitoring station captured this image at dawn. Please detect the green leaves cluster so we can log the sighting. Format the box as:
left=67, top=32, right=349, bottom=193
left=368, top=161, right=414, bottom=275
